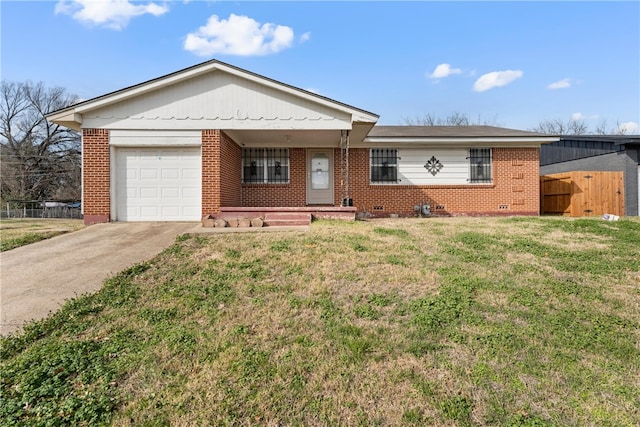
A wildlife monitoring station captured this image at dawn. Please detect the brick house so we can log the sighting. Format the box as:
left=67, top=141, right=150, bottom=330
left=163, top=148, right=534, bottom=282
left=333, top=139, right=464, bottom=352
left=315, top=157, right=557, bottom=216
left=47, top=60, right=557, bottom=225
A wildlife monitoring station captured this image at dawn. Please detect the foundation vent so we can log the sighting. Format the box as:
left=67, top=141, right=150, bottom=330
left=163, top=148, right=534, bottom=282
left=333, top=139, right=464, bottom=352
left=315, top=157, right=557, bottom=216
left=373, top=206, right=384, bottom=211
left=499, top=204, right=510, bottom=210
left=435, top=205, right=446, bottom=210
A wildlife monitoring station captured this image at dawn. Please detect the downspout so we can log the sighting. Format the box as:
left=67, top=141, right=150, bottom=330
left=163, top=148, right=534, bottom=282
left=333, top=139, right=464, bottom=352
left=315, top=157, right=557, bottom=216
left=339, top=133, right=345, bottom=204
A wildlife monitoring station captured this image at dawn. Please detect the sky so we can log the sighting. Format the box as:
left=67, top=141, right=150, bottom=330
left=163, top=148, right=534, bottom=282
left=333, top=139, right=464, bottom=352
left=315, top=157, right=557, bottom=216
left=1, top=1, right=639, bottom=133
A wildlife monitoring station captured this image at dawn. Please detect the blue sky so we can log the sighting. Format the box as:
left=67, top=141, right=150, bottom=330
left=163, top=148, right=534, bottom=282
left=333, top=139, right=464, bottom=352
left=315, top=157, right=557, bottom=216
left=2, top=1, right=639, bottom=133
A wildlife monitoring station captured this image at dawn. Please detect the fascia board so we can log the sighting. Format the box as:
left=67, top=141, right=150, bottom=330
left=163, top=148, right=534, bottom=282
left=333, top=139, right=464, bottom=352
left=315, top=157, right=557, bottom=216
left=362, top=137, right=560, bottom=146
left=75, top=63, right=219, bottom=113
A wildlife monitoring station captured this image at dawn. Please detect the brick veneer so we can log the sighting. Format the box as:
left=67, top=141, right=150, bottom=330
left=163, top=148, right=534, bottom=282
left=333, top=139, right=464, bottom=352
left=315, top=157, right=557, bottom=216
left=345, top=147, right=541, bottom=216
left=241, top=148, right=307, bottom=207
left=220, top=132, right=242, bottom=207
left=201, top=130, right=221, bottom=215
left=82, top=129, right=541, bottom=222
left=82, top=129, right=110, bottom=225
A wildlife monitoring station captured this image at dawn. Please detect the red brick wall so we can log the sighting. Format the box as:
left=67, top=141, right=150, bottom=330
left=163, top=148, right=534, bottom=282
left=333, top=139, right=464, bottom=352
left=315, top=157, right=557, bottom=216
left=241, top=148, right=307, bottom=206
left=220, top=132, right=242, bottom=207
left=202, top=130, right=221, bottom=215
left=346, top=147, right=540, bottom=216
left=82, top=129, right=110, bottom=225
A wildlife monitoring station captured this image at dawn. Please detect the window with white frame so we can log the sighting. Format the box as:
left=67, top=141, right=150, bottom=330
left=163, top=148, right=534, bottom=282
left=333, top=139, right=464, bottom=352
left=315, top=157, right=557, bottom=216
left=370, top=148, right=399, bottom=183
left=242, top=148, right=289, bottom=183
left=468, top=148, right=492, bottom=183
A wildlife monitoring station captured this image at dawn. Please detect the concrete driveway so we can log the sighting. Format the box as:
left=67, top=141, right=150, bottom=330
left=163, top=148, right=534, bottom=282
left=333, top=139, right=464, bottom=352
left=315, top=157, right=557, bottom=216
left=1, top=222, right=199, bottom=336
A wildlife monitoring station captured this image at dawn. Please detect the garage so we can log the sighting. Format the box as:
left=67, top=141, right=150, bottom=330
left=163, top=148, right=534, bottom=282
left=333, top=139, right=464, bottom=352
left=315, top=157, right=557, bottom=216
left=114, top=147, right=201, bottom=221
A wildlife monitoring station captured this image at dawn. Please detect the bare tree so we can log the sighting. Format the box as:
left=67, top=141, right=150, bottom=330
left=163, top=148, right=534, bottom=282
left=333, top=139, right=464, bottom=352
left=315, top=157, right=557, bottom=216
left=403, top=111, right=500, bottom=126
left=1, top=81, right=81, bottom=202
left=532, top=117, right=632, bottom=135
left=594, top=119, right=610, bottom=135
left=531, top=118, right=588, bottom=135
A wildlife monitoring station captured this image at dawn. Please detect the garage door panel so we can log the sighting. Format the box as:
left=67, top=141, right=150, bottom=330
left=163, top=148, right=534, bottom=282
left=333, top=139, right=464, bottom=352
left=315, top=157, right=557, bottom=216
left=162, top=169, right=180, bottom=180
left=182, top=186, right=199, bottom=198
left=182, top=168, right=200, bottom=179
left=140, top=187, right=158, bottom=198
left=162, top=187, right=180, bottom=198
left=140, top=169, right=158, bottom=180
left=140, top=206, right=160, bottom=217
left=161, top=207, right=180, bottom=217
left=116, top=147, right=201, bottom=221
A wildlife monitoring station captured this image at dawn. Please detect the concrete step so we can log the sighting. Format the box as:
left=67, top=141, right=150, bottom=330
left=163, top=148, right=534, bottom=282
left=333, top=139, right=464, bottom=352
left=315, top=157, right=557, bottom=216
left=263, top=212, right=312, bottom=227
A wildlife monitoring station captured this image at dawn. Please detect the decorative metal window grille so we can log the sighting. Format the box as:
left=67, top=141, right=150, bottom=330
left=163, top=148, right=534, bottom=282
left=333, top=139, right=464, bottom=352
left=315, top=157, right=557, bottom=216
left=242, top=148, right=289, bottom=183
left=370, top=149, right=399, bottom=183
left=424, top=156, right=444, bottom=176
left=468, top=148, right=492, bottom=183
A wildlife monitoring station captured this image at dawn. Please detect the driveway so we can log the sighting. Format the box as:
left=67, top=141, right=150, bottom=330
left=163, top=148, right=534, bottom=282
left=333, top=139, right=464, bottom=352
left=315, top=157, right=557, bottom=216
left=0, top=222, right=199, bottom=336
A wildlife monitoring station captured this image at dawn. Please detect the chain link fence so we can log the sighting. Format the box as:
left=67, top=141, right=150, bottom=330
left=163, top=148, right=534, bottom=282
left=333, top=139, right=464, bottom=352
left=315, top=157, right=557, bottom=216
left=2, top=200, right=83, bottom=219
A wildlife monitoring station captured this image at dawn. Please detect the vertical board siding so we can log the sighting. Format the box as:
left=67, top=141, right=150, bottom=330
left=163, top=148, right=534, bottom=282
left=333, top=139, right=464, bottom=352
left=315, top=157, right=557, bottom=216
left=83, top=72, right=351, bottom=129
left=541, top=171, right=625, bottom=217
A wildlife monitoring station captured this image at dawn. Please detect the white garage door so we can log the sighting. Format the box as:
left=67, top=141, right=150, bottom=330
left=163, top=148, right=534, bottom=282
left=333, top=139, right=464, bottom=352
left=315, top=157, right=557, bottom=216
left=115, top=147, right=201, bottom=221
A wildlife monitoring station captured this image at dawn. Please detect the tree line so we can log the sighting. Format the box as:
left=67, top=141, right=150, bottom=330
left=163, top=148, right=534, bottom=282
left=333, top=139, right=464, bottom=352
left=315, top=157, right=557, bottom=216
left=403, top=112, right=633, bottom=135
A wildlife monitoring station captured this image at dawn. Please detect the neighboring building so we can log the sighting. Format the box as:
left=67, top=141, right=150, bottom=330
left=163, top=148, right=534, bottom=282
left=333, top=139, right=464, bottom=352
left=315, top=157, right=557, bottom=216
left=47, top=60, right=557, bottom=225
left=540, top=136, right=640, bottom=216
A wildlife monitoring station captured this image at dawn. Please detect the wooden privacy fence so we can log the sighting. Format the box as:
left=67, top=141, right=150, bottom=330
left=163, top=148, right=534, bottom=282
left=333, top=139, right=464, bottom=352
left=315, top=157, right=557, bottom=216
left=540, top=171, right=624, bottom=217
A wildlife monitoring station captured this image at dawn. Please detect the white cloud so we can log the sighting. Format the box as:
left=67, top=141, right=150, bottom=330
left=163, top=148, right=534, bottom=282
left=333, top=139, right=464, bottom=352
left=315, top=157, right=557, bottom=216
left=571, top=112, right=585, bottom=121
left=55, top=0, right=168, bottom=30
left=473, top=70, right=523, bottom=92
left=184, top=14, right=295, bottom=56
left=427, top=63, right=462, bottom=79
left=548, top=78, right=572, bottom=89
left=618, top=121, right=639, bottom=134
left=300, top=32, right=311, bottom=43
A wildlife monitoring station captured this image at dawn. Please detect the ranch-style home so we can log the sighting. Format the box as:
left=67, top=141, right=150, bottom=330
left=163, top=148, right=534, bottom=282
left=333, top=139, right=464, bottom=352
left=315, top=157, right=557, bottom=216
left=47, top=60, right=558, bottom=225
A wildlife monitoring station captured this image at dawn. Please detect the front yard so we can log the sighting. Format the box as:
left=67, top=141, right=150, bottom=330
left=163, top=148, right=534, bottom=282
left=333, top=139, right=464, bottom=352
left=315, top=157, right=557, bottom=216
left=0, top=219, right=84, bottom=251
left=1, top=217, right=639, bottom=425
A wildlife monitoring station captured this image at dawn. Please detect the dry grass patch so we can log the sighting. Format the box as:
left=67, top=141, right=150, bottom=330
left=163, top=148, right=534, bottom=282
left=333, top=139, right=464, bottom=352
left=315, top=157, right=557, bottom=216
left=2, top=217, right=639, bottom=426
left=0, top=218, right=84, bottom=251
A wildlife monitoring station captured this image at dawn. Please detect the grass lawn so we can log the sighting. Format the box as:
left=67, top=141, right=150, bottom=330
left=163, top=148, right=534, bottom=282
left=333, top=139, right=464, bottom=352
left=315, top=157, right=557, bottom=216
left=0, top=218, right=84, bottom=251
left=1, top=217, right=639, bottom=426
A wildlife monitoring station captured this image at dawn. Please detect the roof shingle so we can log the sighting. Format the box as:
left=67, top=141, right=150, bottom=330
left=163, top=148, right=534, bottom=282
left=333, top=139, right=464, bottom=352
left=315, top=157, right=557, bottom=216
left=367, top=125, right=551, bottom=138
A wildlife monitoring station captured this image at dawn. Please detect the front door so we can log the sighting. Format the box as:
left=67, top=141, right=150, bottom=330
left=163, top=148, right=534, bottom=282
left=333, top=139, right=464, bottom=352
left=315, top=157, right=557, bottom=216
left=307, top=149, right=334, bottom=205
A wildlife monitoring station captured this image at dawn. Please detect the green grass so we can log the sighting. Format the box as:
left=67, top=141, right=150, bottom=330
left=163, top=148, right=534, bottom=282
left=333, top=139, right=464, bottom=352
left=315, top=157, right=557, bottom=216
left=0, top=219, right=84, bottom=251
left=1, top=217, right=639, bottom=426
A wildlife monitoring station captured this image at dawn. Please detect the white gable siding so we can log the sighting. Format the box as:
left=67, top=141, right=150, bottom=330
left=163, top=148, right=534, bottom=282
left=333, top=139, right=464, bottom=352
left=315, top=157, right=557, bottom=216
left=82, top=71, right=352, bottom=130
left=397, top=148, right=469, bottom=185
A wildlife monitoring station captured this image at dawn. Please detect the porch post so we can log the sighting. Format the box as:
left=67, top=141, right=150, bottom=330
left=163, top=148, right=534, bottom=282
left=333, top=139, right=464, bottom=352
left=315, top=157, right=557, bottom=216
left=340, top=130, right=350, bottom=206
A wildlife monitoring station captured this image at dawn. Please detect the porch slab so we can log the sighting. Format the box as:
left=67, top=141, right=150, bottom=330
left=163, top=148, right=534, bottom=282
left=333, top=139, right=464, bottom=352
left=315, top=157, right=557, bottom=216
left=218, top=206, right=357, bottom=222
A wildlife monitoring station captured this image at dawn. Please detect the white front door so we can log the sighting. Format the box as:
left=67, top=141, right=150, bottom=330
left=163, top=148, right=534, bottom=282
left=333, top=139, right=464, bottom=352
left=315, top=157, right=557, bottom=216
left=115, top=147, right=201, bottom=221
left=307, top=149, right=334, bottom=205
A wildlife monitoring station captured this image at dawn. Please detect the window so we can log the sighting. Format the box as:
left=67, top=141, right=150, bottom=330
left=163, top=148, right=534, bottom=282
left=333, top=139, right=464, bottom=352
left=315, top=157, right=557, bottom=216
left=468, top=148, right=492, bottom=183
left=370, top=148, right=399, bottom=183
left=242, top=148, right=289, bottom=183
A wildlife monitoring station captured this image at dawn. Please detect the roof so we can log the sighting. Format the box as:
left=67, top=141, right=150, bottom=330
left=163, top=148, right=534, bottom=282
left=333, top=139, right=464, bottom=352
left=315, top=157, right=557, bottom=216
left=368, top=125, right=551, bottom=138
left=558, top=135, right=640, bottom=146
left=46, top=59, right=379, bottom=129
